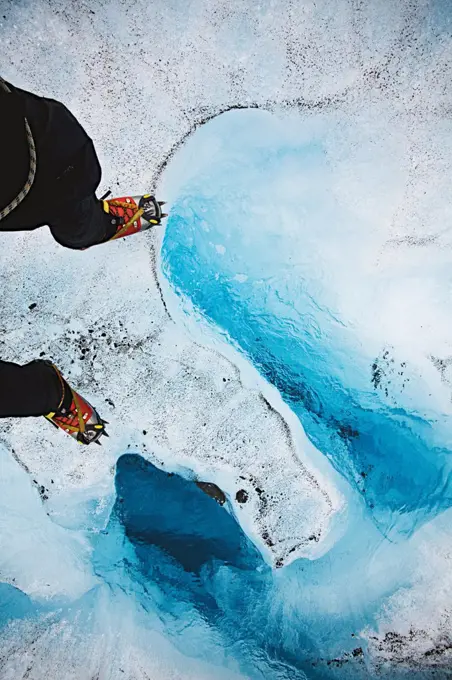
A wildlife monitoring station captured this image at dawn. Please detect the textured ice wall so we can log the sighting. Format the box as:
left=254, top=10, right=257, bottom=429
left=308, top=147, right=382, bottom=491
left=0, top=0, right=365, bottom=579
left=1, top=0, right=452, bottom=676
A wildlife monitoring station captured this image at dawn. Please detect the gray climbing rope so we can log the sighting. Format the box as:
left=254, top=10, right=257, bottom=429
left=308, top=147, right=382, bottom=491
left=0, top=77, right=37, bottom=222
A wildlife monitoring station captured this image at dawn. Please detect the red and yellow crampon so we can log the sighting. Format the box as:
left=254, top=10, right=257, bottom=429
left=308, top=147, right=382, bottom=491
left=103, top=194, right=166, bottom=241
left=45, top=365, right=108, bottom=445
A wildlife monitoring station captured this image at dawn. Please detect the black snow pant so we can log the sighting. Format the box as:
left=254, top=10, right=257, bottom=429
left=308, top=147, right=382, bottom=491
left=0, top=110, right=117, bottom=418
left=0, top=153, right=116, bottom=417
left=0, top=361, right=64, bottom=418
left=46, top=140, right=117, bottom=250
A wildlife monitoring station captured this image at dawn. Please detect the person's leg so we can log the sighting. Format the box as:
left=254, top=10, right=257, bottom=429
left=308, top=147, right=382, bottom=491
left=48, top=140, right=117, bottom=249
left=49, top=194, right=117, bottom=249
left=0, top=360, right=63, bottom=417
left=0, top=359, right=107, bottom=444
left=48, top=192, right=164, bottom=250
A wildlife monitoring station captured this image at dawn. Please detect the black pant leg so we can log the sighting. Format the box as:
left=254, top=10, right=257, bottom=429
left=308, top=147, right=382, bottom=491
left=1, top=116, right=116, bottom=247
left=49, top=194, right=116, bottom=249
left=47, top=139, right=116, bottom=249
left=0, top=360, right=63, bottom=417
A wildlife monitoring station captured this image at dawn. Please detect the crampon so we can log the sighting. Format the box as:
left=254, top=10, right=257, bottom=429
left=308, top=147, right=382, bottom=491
left=102, top=193, right=167, bottom=241
left=45, top=366, right=109, bottom=445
